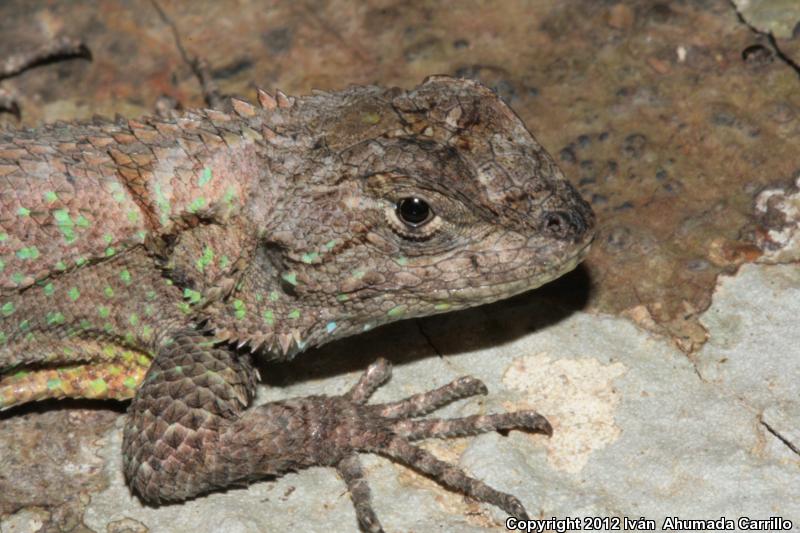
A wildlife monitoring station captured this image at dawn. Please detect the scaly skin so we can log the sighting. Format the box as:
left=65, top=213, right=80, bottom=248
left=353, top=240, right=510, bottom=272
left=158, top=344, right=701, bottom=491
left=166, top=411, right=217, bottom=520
left=0, top=76, right=594, bottom=531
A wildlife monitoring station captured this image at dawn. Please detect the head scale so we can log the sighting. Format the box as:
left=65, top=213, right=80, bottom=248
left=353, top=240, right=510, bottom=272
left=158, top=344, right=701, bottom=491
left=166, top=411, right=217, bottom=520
left=217, top=76, right=595, bottom=357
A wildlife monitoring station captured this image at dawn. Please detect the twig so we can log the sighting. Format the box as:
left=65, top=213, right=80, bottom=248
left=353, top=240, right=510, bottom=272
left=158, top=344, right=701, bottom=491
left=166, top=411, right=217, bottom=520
left=148, top=0, right=223, bottom=109
left=0, top=36, right=90, bottom=81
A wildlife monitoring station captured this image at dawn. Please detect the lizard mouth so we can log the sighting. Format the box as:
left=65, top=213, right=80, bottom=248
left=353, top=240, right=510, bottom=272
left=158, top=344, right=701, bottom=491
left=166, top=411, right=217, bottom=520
left=424, top=235, right=593, bottom=307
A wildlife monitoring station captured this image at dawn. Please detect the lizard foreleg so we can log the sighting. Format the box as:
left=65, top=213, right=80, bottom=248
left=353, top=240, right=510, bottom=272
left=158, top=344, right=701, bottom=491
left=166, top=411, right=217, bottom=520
left=123, top=333, right=550, bottom=531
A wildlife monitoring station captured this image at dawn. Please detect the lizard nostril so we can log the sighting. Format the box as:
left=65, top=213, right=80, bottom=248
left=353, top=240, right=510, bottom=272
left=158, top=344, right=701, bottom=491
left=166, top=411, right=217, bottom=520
left=543, top=211, right=566, bottom=235
left=545, top=213, right=563, bottom=229
left=542, top=211, right=581, bottom=240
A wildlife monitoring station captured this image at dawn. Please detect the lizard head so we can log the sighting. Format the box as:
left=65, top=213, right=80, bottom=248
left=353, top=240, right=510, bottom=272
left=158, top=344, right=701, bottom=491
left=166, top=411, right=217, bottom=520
left=238, top=76, right=595, bottom=356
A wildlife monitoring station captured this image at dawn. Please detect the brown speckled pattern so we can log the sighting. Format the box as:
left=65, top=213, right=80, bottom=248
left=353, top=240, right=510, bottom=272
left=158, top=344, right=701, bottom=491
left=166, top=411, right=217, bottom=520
left=1, top=77, right=593, bottom=531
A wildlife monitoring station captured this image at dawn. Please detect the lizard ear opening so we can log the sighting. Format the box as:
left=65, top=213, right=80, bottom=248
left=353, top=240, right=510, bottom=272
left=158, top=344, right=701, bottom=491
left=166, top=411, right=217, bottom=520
left=254, top=241, right=300, bottom=298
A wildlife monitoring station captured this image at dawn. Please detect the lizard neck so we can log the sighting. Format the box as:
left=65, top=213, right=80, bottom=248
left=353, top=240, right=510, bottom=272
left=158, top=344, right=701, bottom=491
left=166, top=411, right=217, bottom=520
left=145, top=106, right=327, bottom=359
left=130, top=120, right=272, bottom=234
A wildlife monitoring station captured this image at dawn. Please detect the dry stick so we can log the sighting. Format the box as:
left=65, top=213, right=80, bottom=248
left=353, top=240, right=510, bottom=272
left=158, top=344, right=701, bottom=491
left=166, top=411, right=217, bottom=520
left=0, top=37, right=91, bottom=117
left=0, top=36, right=90, bottom=80
left=0, top=88, right=20, bottom=118
left=148, top=0, right=223, bottom=110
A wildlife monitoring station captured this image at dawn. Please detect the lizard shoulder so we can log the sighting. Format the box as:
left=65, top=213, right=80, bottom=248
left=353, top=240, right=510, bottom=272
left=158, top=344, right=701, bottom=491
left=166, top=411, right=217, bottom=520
left=0, top=110, right=263, bottom=294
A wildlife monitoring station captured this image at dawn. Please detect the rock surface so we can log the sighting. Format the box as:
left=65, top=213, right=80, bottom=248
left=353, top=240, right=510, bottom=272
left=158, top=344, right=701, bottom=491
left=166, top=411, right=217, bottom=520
left=1, top=0, right=799, bottom=531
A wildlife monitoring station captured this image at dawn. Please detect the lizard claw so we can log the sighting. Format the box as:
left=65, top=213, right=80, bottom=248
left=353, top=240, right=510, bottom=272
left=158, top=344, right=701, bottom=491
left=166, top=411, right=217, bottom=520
left=333, top=359, right=548, bottom=531
left=344, top=358, right=393, bottom=404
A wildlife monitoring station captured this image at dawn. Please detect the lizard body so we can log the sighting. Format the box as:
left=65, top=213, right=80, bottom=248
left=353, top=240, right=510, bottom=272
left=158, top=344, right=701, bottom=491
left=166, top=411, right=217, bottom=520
left=0, top=76, right=594, bottom=531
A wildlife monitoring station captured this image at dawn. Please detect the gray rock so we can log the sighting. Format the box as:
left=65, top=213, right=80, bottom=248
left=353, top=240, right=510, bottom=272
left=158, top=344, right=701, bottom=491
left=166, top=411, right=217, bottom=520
left=75, top=263, right=798, bottom=532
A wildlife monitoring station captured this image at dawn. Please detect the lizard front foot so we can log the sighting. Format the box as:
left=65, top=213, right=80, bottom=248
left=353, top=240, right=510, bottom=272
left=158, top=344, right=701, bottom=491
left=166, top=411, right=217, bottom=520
left=123, top=332, right=550, bottom=532
left=329, top=358, right=551, bottom=532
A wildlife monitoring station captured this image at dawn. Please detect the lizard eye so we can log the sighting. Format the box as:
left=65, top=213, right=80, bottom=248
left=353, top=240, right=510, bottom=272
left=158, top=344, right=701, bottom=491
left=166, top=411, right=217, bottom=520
left=396, top=197, right=433, bottom=227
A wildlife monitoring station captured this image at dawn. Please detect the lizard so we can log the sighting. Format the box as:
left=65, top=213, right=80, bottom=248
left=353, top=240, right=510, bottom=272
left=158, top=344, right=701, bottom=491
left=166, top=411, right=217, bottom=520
left=0, top=73, right=595, bottom=532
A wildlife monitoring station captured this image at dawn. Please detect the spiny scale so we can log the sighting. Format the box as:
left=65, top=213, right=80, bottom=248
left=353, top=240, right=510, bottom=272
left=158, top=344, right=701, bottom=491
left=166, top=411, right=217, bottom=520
left=1, top=76, right=595, bottom=532
left=257, top=88, right=277, bottom=110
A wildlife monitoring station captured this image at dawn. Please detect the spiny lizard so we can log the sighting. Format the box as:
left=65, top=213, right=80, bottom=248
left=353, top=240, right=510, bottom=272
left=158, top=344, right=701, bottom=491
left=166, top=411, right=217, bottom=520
left=0, top=75, right=594, bottom=531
